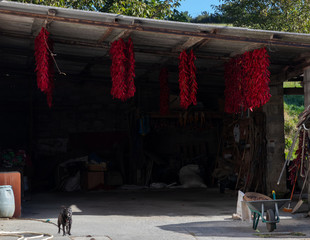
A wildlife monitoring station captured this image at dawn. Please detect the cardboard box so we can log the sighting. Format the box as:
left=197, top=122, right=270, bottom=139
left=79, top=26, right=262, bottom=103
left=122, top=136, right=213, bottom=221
left=87, top=163, right=107, bottom=172
left=82, top=171, right=104, bottom=190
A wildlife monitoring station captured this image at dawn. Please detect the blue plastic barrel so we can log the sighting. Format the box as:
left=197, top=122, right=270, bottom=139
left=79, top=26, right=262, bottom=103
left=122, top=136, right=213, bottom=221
left=0, top=185, right=15, bottom=218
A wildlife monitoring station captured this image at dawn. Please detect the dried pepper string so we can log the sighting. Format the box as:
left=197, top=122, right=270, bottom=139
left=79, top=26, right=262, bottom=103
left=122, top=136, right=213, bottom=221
left=224, top=57, right=242, bottom=113
left=188, top=50, right=198, bottom=106
left=159, top=68, right=170, bottom=115
left=110, top=38, right=136, bottom=101
left=178, top=50, right=189, bottom=109
left=126, top=37, right=136, bottom=99
left=178, top=50, right=198, bottom=109
left=224, top=47, right=271, bottom=113
left=34, top=27, right=55, bottom=108
left=110, top=39, right=127, bottom=101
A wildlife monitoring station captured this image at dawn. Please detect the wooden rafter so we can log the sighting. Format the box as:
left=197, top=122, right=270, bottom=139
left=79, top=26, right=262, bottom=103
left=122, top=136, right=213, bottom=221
left=229, top=43, right=265, bottom=57
left=0, top=31, right=229, bottom=61
left=97, top=28, right=113, bottom=44
left=171, top=37, right=204, bottom=53
left=271, top=60, right=310, bottom=83
left=159, top=37, right=210, bottom=67
left=284, top=88, right=304, bottom=95
left=109, top=29, right=132, bottom=43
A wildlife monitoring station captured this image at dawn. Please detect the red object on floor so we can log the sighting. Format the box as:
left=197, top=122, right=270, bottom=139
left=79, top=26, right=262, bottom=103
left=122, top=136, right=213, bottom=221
left=0, top=172, right=21, bottom=218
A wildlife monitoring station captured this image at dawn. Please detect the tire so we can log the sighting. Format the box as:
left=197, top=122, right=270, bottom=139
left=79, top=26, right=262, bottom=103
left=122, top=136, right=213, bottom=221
left=266, top=209, right=276, bottom=232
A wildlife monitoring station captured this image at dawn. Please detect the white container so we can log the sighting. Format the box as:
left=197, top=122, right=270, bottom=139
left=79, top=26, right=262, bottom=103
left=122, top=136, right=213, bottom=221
left=0, top=185, right=15, bottom=218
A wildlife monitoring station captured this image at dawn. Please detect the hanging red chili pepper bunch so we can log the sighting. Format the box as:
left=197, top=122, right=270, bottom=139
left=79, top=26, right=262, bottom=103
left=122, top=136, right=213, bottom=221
left=224, top=47, right=271, bottom=113
left=34, top=27, right=54, bottom=108
left=110, top=37, right=136, bottom=101
left=288, top=130, right=308, bottom=185
left=178, top=49, right=198, bottom=109
left=159, top=68, right=170, bottom=115
left=126, top=38, right=136, bottom=99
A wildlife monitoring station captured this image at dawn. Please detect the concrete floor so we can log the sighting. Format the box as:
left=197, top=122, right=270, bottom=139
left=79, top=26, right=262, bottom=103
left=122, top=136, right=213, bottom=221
left=1, top=188, right=310, bottom=240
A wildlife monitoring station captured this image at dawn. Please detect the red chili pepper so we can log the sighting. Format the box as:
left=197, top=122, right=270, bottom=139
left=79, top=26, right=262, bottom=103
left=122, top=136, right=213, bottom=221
left=34, top=27, right=55, bottom=108
left=125, top=37, right=136, bottom=99
left=188, top=50, right=198, bottom=106
left=178, top=50, right=189, bottom=109
left=224, top=47, right=270, bottom=113
left=110, top=38, right=136, bottom=101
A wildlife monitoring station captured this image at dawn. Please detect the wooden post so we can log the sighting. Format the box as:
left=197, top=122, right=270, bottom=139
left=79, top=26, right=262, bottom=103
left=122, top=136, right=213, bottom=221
left=303, top=67, right=310, bottom=210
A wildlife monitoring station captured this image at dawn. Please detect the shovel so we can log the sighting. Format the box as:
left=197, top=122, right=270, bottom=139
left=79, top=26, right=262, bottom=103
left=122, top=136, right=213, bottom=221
left=292, top=166, right=310, bottom=213
left=283, top=164, right=300, bottom=212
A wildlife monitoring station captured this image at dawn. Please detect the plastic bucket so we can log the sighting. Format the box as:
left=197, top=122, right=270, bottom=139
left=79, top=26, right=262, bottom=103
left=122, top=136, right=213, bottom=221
left=0, top=185, right=15, bottom=218
left=0, top=172, right=21, bottom=217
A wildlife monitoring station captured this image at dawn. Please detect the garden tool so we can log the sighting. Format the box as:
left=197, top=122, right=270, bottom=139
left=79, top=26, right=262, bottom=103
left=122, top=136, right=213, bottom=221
left=283, top=164, right=300, bottom=213
left=292, top=165, right=310, bottom=213
left=277, top=126, right=301, bottom=185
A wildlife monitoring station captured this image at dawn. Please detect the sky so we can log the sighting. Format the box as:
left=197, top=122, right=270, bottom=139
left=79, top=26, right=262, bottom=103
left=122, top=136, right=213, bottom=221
left=177, top=0, right=221, bottom=17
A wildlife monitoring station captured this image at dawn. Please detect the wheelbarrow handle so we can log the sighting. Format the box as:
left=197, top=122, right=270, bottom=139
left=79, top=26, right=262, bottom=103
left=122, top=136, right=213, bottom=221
left=272, top=190, right=276, bottom=200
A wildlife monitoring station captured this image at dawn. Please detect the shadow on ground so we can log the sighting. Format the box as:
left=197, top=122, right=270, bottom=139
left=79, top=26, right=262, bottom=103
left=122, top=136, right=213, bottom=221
left=21, top=188, right=237, bottom=219
left=158, top=220, right=309, bottom=238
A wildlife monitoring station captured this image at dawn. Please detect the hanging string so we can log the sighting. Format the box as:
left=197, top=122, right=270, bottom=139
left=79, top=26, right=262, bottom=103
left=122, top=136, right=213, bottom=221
left=42, top=17, right=66, bottom=76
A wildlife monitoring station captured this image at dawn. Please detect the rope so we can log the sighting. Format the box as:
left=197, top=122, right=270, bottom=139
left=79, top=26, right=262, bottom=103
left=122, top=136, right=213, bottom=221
left=0, top=218, right=57, bottom=239
left=0, top=231, right=53, bottom=240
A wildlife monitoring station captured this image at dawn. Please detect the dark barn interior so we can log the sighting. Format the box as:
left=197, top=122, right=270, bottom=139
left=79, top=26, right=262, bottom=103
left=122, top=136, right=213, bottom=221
left=0, top=1, right=309, bottom=196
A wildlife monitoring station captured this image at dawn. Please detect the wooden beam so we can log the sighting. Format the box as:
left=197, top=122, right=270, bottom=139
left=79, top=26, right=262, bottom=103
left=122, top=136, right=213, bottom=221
left=294, top=52, right=310, bottom=62
left=271, top=61, right=310, bottom=82
left=192, top=39, right=210, bottom=50
left=284, top=88, right=304, bottom=95
left=135, top=48, right=228, bottom=60
left=97, top=28, right=113, bottom=44
left=109, top=29, right=132, bottom=43
left=230, top=43, right=265, bottom=57
left=171, top=37, right=204, bottom=52
left=2, top=9, right=310, bottom=48
left=0, top=31, right=230, bottom=61
left=160, top=37, right=207, bottom=66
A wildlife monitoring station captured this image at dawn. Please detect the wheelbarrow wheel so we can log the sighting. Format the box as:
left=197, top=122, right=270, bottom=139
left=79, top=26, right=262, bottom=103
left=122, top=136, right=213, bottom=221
left=266, top=209, right=276, bottom=232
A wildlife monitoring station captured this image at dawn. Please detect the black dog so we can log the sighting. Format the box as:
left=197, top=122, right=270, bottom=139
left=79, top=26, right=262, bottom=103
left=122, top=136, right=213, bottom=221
left=58, top=206, right=72, bottom=236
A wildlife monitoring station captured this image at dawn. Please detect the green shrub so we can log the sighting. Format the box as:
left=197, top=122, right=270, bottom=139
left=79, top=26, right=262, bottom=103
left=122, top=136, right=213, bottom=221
left=284, top=96, right=304, bottom=160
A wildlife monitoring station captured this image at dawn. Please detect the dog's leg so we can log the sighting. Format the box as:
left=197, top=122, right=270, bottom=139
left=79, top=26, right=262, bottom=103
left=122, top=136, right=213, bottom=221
left=62, top=223, right=66, bottom=236
left=68, top=221, right=71, bottom=235
left=57, top=219, right=60, bottom=234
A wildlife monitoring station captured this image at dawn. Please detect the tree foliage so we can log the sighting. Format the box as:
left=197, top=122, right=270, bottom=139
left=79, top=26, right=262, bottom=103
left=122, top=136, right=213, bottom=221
left=191, top=11, right=226, bottom=24
left=14, top=0, right=183, bottom=20
left=283, top=82, right=304, bottom=159
left=214, top=0, right=310, bottom=33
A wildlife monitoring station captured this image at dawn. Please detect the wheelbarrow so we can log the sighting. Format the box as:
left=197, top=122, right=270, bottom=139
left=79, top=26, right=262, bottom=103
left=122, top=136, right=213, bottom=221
left=243, top=192, right=290, bottom=232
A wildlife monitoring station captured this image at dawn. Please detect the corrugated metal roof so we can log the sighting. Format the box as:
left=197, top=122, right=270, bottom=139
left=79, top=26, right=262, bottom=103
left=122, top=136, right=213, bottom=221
left=0, top=0, right=310, bottom=91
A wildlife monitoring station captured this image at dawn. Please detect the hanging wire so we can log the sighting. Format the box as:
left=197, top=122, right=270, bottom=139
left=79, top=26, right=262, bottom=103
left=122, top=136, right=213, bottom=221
left=43, top=13, right=66, bottom=76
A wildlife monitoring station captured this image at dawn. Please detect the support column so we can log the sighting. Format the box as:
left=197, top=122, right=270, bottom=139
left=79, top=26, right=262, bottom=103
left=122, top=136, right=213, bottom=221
left=303, top=67, right=310, bottom=210
left=263, top=83, right=286, bottom=194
